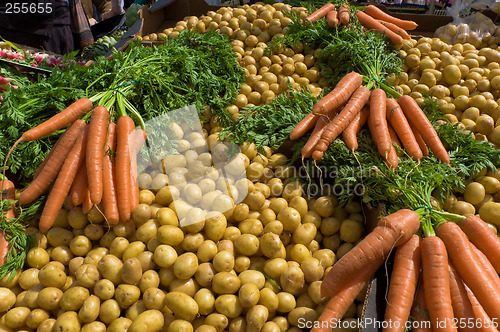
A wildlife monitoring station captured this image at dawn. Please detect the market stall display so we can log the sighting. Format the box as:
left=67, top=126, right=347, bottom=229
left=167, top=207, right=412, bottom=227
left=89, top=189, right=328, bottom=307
left=0, top=0, right=500, bottom=331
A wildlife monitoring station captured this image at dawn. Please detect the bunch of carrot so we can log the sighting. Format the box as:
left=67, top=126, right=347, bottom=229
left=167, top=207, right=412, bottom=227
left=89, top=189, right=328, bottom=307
left=313, top=211, right=500, bottom=332
left=2, top=98, right=144, bottom=232
left=304, top=3, right=416, bottom=45
left=290, top=71, right=450, bottom=168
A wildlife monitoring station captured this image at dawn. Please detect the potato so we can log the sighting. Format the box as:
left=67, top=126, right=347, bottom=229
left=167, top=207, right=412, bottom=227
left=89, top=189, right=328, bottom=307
left=25, top=308, right=49, bottom=329
left=107, top=318, right=133, bottom=332
left=288, top=307, right=319, bottom=327
left=464, top=182, right=486, bottom=205
left=314, top=196, right=338, bottom=217
left=78, top=295, right=100, bottom=323
left=60, top=286, right=89, bottom=311
left=0, top=287, right=16, bottom=312
left=94, top=279, right=115, bottom=301
left=98, top=254, right=123, bottom=285
left=246, top=304, right=269, bottom=330
left=280, top=266, right=304, bottom=295
left=75, top=264, right=99, bottom=289
left=449, top=200, right=475, bottom=217
left=128, top=310, right=164, bottom=332
left=3, top=306, right=30, bottom=329
left=174, top=253, right=199, bottom=279
left=479, top=202, right=500, bottom=226
left=154, top=245, right=178, bottom=268
left=36, top=287, right=63, bottom=310
left=115, top=284, right=141, bottom=308
left=121, top=258, right=143, bottom=285
left=165, top=292, right=199, bottom=321
left=260, top=232, right=285, bottom=259
left=212, top=272, right=241, bottom=294
left=99, top=299, right=121, bottom=324
left=234, top=234, right=260, bottom=256
left=204, top=212, right=227, bottom=241
left=215, top=294, right=243, bottom=318
left=479, top=176, right=500, bottom=194
left=340, top=219, right=364, bottom=243
left=53, top=311, right=80, bottom=332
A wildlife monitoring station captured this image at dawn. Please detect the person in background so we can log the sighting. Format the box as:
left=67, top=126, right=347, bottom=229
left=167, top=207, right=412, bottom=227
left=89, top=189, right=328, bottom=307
left=82, top=0, right=124, bottom=25
left=0, top=0, right=94, bottom=54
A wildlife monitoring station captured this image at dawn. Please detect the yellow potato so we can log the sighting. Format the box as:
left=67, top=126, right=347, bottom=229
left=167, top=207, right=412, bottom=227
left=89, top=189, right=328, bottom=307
left=165, top=292, right=199, bottom=321
left=479, top=202, right=500, bottom=226
left=128, top=310, right=164, bottom=332
left=53, top=311, right=80, bottom=332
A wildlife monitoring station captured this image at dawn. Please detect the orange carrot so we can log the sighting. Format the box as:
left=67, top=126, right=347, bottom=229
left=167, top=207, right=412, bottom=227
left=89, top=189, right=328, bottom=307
left=321, top=209, right=420, bottom=297
left=411, top=279, right=433, bottom=332
left=459, top=215, right=500, bottom=275
left=39, top=129, right=88, bottom=231
left=0, top=178, right=15, bottom=266
left=115, top=116, right=135, bottom=221
left=70, top=161, right=87, bottom=207
left=384, top=234, right=421, bottom=332
left=290, top=113, right=320, bottom=140
left=388, top=123, right=401, bottom=148
left=364, top=5, right=418, bottom=30
left=19, top=120, right=86, bottom=205
left=421, top=235, right=457, bottom=332
left=86, top=106, right=109, bottom=205
left=448, top=263, right=479, bottom=332
left=356, top=11, right=404, bottom=45
left=102, top=123, right=119, bottom=225
left=408, top=118, right=429, bottom=156
left=312, top=72, right=363, bottom=115
left=465, top=286, right=499, bottom=332
left=312, top=259, right=379, bottom=332
left=338, top=5, right=350, bottom=25
left=386, top=98, right=423, bottom=161
left=303, top=104, right=344, bottom=158
left=377, top=20, right=411, bottom=39
left=470, top=244, right=500, bottom=289
left=368, top=89, right=396, bottom=168
left=313, top=85, right=370, bottom=160
left=398, top=95, right=449, bottom=164
left=305, top=3, right=335, bottom=23
left=326, top=10, right=339, bottom=28
left=437, top=222, right=500, bottom=320
left=342, top=105, right=369, bottom=151
left=82, top=189, right=93, bottom=215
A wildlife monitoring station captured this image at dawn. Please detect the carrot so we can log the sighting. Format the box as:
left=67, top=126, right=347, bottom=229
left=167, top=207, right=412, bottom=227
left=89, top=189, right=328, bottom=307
left=398, top=95, right=449, bottom=163
left=459, top=215, right=500, bottom=275
left=364, top=5, right=418, bottom=30
left=448, top=263, right=479, bottom=332
left=115, top=116, right=135, bottom=222
left=368, top=89, right=397, bottom=168
left=386, top=98, right=423, bottom=161
left=86, top=106, right=109, bottom=205
left=70, top=162, right=87, bottom=208
left=39, top=129, right=88, bottom=231
left=383, top=234, right=421, bottom=332
left=408, top=117, right=429, bottom=156
left=411, top=279, right=433, bottom=332
left=129, top=129, right=146, bottom=214
left=19, top=120, right=86, bottom=205
left=470, top=244, right=500, bottom=289
left=465, top=286, right=499, bottom=332
left=0, top=178, right=15, bottom=266
left=342, top=105, right=369, bottom=151
left=312, top=72, right=363, bottom=115
left=102, top=123, right=119, bottom=225
left=421, top=235, right=457, bottom=332
left=4, top=98, right=92, bottom=170
left=356, top=11, right=404, bottom=45
left=303, top=104, right=344, bottom=158
left=377, top=20, right=411, bottom=39
left=290, top=113, right=320, bottom=140
left=312, top=259, right=379, bottom=332
left=338, top=5, right=350, bottom=25
left=326, top=10, right=339, bottom=28
left=388, top=123, right=401, bottom=148
left=82, top=189, right=93, bottom=215
left=321, top=209, right=420, bottom=297
left=436, top=222, right=500, bottom=320
left=312, top=85, right=370, bottom=160
left=304, top=3, right=335, bottom=23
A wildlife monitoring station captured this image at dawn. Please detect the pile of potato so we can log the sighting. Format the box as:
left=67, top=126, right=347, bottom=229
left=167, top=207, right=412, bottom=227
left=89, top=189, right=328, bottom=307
left=0, top=113, right=370, bottom=331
